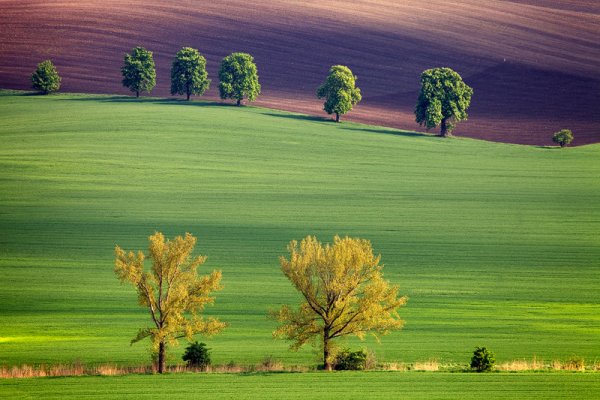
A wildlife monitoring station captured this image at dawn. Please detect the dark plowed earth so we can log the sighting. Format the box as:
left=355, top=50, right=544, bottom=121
left=1, top=0, right=599, bottom=145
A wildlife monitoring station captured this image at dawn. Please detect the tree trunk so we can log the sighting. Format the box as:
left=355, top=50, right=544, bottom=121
left=440, top=118, right=448, bottom=137
left=323, top=334, right=332, bottom=371
left=335, top=113, right=340, bottom=123
left=236, top=98, right=241, bottom=106
left=158, top=341, right=166, bottom=374
left=186, top=92, right=191, bottom=101
left=136, top=90, right=140, bottom=98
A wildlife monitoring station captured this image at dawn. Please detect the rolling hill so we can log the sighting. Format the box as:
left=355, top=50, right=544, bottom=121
left=0, top=0, right=599, bottom=145
left=1, top=92, right=599, bottom=368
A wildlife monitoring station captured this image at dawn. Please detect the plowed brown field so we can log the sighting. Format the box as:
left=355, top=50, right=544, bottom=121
left=1, top=0, right=599, bottom=145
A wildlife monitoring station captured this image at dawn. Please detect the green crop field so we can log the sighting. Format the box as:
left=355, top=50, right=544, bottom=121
left=2, top=372, right=600, bottom=399
left=1, top=91, right=599, bottom=375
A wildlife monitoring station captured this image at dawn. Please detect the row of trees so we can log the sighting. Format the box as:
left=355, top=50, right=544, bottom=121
left=123, top=46, right=475, bottom=136
left=114, top=232, right=407, bottom=373
left=121, top=47, right=260, bottom=106
left=29, top=55, right=574, bottom=145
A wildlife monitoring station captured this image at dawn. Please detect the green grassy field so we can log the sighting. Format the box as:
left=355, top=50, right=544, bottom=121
left=2, top=372, right=600, bottom=399
left=1, top=91, right=599, bottom=372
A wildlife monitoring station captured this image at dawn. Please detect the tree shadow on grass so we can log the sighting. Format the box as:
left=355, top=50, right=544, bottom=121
left=536, top=145, right=564, bottom=150
left=262, top=110, right=435, bottom=140
left=59, top=95, right=226, bottom=107
left=154, top=98, right=228, bottom=108
left=261, top=112, right=333, bottom=124
left=55, top=95, right=439, bottom=140
left=0, top=90, right=44, bottom=96
left=339, top=125, right=435, bottom=140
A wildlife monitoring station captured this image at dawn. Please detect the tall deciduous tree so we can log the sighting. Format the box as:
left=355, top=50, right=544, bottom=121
left=121, top=46, right=156, bottom=98
left=114, top=232, right=225, bottom=373
left=415, top=67, right=473, bottom=137
left=316, top=65, right=362, bottom=122
left=31, top=60, right=61, bottom=94
left=271, top=235, right=407, bottom=371
left=170, top=47, right=210, bottom=101
left=218, top=52, right=261, bottom=106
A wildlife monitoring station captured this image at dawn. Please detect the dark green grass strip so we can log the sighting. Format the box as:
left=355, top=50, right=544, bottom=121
left=1, top=372, right=600, bottom=400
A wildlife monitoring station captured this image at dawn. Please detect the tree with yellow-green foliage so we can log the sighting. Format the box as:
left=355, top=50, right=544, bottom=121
left=114, top=232, right=225, bottom=373
left=271, top=235, right=407, bottom=371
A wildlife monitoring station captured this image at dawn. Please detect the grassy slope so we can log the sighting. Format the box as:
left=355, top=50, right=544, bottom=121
left=2, top=372, right=600, bottom=400
left=0, top=92, right=599, bottom=368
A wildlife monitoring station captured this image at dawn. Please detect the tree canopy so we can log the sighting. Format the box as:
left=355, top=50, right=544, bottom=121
left=415, top=67, right=473, bottom=137
left=271, top=235, right=407, bottom=371
left=114, top=232, right=225, bottom=373
left=121, top=46, right=156, bottom=98
left=31, top=60, right=61, bottom=94
left=170, top=47, right=210, bottom=101
left=552, top=129, right=574, bottom=147
left=218, top=52, right=261, bottom=106
left=316, top=65, right=362, bottom=122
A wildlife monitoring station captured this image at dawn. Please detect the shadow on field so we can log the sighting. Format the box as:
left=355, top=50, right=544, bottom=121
left=56, top=95, right=434, bottom=139
left=260, top=110, right=431, bottom=139
left=59, top=96, right=225, bottom=107
left=261, top=112, right=332, bottom=123
left=340, top=125, right=432, bottom=139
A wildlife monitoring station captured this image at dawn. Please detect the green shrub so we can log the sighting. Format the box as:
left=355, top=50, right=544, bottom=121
left=470, top=346, right=495, bottom=372
left=182, top=342, right=211, bottom=369
left=334, top=349, right=367, bottom=370
left=552, top=129, right=574, bottom=147
left=31, top=60, right=61, bottom=94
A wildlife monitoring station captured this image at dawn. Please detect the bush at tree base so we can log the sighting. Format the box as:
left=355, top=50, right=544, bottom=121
left=334, top=349, right=367, bottom=370
left=182, top=341, right=211, bottom=368
left=470, top=346, right=495, bottom=372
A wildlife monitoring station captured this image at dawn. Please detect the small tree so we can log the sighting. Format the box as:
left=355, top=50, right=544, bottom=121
left=31, top=60, right=61, bottom=94
left=121, top=46, right=156, bottom=98
left=114, top=232, right=226, bottom=373
left=271, top=235, right=407, bottom=371
left=316, top=65, right=362, bottom=122
left=182, top=341, right=211, bottom=369
left=415, top=67, right=473, bottom=137
left=170, top=47, right=210, bottom=101
left=470, top=346, right=495, bottom=372
left=218, top=52, right=261, bottom=106
left=552, top=129, right=574, bottom=148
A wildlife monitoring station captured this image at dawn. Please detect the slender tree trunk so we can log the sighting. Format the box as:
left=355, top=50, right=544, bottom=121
left=440, top=118, right=448, bottom=137
left=186, top=92, right=191, bottom=101
left=136, top=90, right=140, bottom=98
left=335, top=113, right=340, bottom=123
left=236, top=98, right=241, bottom=106
left=323, top=332, right=332, bottom=371
left=158, top=341, right=166, bottom=374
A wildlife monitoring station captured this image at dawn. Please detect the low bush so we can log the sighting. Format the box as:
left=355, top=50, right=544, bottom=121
left=470, top=346, right=495, bottom=372
left=334, top=349, right=367, bottom=371
left=182, top=342, right=211, bottom=369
